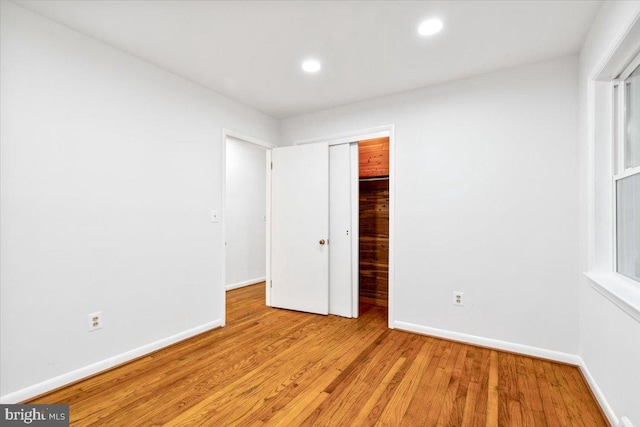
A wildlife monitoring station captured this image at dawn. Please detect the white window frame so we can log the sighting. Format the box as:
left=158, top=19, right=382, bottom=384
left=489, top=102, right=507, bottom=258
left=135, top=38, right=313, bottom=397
left=584, top=14, right=640, bottom=325
left=612, top=52, right=640, bottom=285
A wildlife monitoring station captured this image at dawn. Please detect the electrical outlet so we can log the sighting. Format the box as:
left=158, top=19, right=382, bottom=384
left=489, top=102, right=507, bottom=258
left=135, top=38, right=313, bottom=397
left=88, top=311, right=102, bottom=332
left=453, top=292, right=464, bottom=307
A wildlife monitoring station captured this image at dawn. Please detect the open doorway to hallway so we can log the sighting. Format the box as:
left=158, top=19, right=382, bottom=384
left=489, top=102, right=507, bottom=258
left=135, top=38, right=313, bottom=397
left=224, top=134, right=271, bottom=320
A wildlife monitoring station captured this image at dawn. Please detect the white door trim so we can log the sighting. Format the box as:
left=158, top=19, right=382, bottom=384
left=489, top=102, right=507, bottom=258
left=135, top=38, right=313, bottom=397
left=265, top=149, right=272, bottom=307
left=293, top=125, right=392, bottom=147
left=224, top=129, right=276, bottom=149
left=291, top=124, right=396, bottom=328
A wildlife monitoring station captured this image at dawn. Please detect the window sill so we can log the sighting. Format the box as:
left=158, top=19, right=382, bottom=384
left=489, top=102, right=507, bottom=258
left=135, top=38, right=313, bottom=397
left=584, top=272, right=640, bottom=323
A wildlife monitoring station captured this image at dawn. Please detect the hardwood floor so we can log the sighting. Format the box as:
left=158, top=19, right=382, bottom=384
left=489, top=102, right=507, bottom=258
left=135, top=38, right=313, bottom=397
left=30, top=283, right=608, bottom=426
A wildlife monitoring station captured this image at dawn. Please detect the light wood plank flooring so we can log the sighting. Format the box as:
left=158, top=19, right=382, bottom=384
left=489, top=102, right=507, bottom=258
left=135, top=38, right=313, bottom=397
left=29, top=283, right=608, bottom=426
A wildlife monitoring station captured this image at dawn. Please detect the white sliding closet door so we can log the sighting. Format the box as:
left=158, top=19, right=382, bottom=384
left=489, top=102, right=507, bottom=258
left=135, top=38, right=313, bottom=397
left=329, top=144, right=354, bottom=317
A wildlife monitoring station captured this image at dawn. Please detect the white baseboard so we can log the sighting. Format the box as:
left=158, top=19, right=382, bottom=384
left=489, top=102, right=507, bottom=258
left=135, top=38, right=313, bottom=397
left=620, top=417, right=635, bottom=427
left=393, top=320, right=625, bottom=426
left=577, top=356, right=620, bottom=427
left=225, top=277, right=266, bottom=291
left=393, top=320, right=581, bottom=365
left=0, top=319, right=223, bottom=404
left=1, top=316, right=626, bottom=427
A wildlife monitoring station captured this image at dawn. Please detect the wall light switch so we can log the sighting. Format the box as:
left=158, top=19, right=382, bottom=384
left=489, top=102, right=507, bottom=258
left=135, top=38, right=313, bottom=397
left=211, top=210, right=220, bottom=223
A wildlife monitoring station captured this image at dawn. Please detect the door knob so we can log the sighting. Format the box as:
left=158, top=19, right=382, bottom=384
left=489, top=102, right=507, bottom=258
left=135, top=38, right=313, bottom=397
left=319, top=239, right=326, bottom=245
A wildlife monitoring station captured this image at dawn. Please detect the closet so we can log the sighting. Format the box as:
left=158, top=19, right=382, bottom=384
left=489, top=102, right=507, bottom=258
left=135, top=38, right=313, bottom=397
left=358, top=137, right=389, bottom=308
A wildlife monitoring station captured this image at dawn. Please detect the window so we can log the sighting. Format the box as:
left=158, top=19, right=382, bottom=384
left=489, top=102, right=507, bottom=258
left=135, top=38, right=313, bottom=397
left=613, top=56, right=640, bottom=283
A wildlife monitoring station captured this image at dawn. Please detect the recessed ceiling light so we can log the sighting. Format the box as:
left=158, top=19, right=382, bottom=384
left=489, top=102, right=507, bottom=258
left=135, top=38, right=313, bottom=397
left=418, top=18, right=443, bottom=36
left=302, top=59, right=321, bottom=73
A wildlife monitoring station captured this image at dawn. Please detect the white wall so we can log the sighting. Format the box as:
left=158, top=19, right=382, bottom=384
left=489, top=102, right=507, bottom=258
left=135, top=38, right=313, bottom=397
left=4, top=0, right=636, bottom=418
left=0, top=2, right=278, bottom=401
left=579, top=2, right=640, bottom=426
left=225, top=138, right=267, bottom=289
left=282, top=56, right=580, bottom=356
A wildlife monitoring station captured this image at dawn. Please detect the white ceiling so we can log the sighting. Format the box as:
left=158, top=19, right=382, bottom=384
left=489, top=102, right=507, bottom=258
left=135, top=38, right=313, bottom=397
left=14, top=0, right=601, bottom=119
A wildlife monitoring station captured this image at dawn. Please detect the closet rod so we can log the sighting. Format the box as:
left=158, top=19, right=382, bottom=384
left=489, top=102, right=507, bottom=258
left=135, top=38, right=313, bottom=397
left=359, top=176, right=389, bottom=182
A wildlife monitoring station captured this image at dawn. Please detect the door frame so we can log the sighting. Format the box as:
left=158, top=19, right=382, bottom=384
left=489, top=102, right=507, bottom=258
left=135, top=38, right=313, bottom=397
left=221, top=129, right=275, bottom=325
left=293, top=124, right=396, bottom=328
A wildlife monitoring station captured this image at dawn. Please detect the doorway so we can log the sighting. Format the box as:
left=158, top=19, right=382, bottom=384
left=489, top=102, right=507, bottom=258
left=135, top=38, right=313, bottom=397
left=358, top=137, right=390, bottom=310
left=222, top=130, right=274, bottom=324
left=268, top=125, right=395, bottom=327
left=225, top=136, right=267, bottom=290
